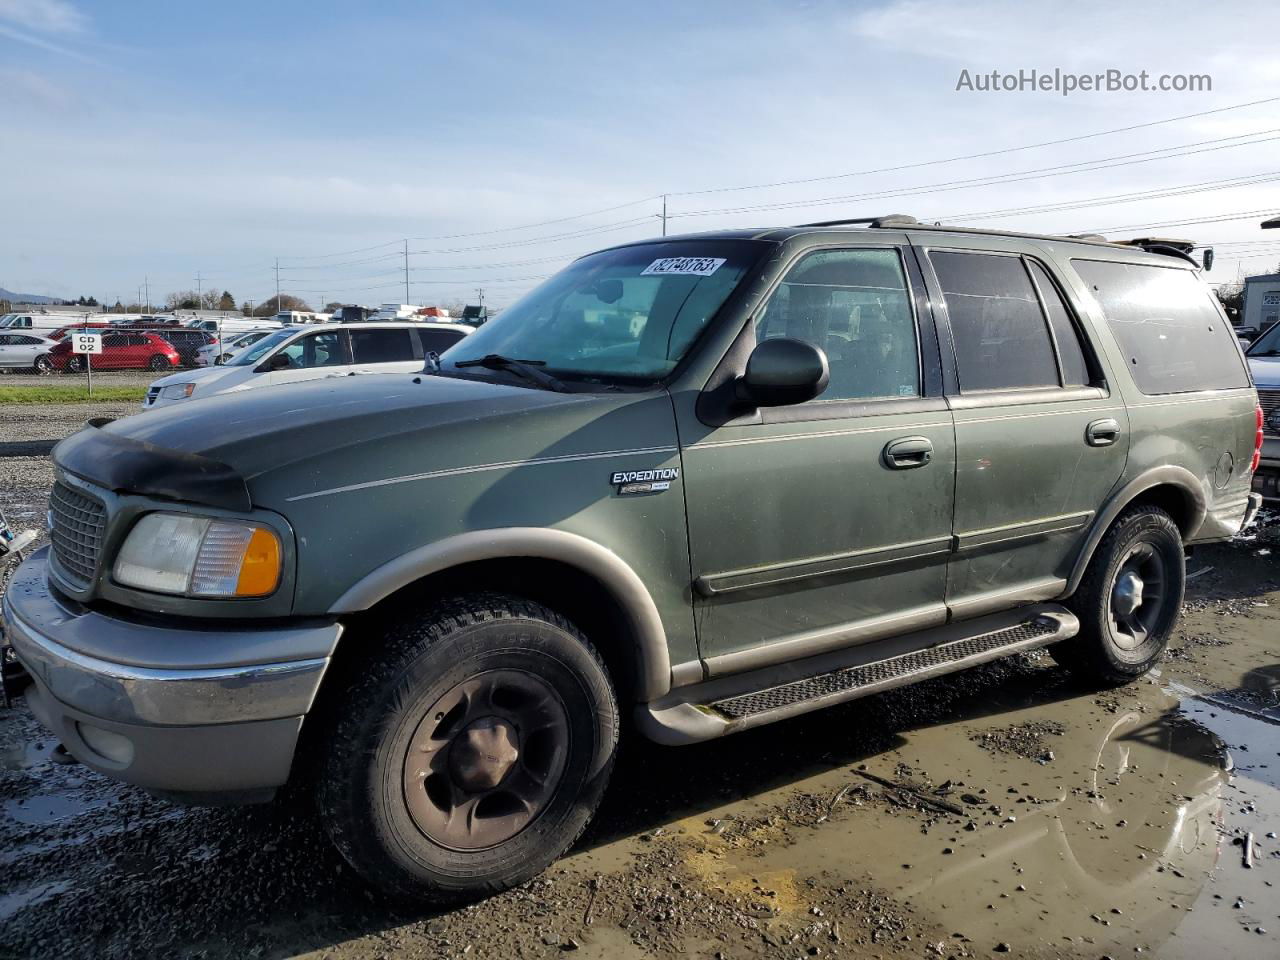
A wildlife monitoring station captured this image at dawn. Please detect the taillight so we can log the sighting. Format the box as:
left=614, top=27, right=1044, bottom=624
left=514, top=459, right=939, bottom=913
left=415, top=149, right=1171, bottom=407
left=1251, top=403, right=1264, bottom=474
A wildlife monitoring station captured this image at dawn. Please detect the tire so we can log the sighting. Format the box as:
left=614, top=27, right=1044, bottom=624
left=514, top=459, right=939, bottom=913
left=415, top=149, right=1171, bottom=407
left=148, top=354, right=170, bottom=371
left=33, top=355, right=53, bottom=375
left=318, top=594, right=619, bottom=902
left=1051, top=506, right=1185, bottom=683
left=65, top=356, right=83, bottom=373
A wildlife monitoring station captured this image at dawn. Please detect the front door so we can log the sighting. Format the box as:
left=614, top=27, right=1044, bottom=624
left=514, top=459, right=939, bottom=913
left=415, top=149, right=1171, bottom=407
left=679, top=245, right=956, bottom=676
left=920, top=245, right=1129, bottom=618
left=263, top=328, right=353, bottom=387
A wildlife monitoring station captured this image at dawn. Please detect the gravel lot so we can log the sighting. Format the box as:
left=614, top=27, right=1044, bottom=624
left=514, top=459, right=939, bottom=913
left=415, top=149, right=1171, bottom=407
left=2, top=413, right=1278, bottom=960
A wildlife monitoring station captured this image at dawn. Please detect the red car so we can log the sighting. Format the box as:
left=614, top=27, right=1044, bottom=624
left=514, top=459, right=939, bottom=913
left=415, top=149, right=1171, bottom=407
left=50, top=331, right=181, bottom=372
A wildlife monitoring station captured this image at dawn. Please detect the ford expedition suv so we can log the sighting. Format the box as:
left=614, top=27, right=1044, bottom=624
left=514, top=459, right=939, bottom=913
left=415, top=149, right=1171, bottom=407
left=3, top=216, right=1262, bottom=902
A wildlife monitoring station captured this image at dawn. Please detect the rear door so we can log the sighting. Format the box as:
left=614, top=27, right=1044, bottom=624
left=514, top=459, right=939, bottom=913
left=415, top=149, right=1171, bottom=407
left=680, top=243, right=956, bottom=675
left=100, top=332, right=130, bottom=369
left=918, top=241, right=1129, bottom=619
left=349, top=326, right=423, bottom=374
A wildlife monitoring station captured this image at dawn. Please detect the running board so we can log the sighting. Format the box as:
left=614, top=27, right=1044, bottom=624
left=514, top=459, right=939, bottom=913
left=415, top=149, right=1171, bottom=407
left=637, top=605, right=1078, bottom=745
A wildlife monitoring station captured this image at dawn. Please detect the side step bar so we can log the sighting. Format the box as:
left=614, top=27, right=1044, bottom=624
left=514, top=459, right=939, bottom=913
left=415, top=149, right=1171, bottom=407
left=637, top=605, right=1078, bottom=745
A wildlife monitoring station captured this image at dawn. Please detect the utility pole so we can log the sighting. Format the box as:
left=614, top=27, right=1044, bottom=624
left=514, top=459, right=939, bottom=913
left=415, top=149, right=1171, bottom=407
left=661, top=194, right=668, bottom=236
left=195, top=271, right=202, bottom=311
left=476, top=288, right=484, bottom=312
left=404, top=239, right=410, bottom=304
left=144, top=276, right=150, bottom=314
left=274, top=258, right=281, bottom=313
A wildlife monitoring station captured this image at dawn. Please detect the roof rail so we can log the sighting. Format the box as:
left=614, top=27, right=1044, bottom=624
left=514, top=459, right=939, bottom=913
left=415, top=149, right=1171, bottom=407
left=797, top=214, right=919, bottom=228
left=1115, top=237, right=1200, bottom=267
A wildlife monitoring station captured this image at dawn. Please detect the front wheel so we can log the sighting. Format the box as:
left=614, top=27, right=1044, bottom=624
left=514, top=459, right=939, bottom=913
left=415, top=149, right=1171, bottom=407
left=65, top=355, right=83, bottom=373
left=318, top=595, right=618, bottom=902
left=1051, top=506, right=1185, bottom=683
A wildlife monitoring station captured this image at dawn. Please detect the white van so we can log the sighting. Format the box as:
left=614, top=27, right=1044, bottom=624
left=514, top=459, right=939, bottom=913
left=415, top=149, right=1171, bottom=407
left=272, top=310, right=332, bottom=325
left=143, top=321, right=471, bottom=408
left=188, top=317, right=279, bottom=336
left=0, top=313, right=87, bottom=339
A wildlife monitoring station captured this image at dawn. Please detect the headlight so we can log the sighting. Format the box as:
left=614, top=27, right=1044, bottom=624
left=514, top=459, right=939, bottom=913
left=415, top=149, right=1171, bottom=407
left=113, top=513, right=282, bottom=597
left=159, top=383, right=196, bottom=400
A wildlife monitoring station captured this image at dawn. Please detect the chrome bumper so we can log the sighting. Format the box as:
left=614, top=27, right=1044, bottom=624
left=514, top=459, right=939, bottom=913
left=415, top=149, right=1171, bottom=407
left=1, top=548, right=341, bottom=798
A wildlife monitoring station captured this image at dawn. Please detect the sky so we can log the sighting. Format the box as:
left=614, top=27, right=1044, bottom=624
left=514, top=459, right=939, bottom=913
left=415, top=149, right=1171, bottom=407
left=3, top=0, right=1280, bottom=309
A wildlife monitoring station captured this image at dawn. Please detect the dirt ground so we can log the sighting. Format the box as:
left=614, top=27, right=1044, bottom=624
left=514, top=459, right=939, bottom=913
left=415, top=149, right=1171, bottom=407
left=1, top=425, right=1277, bottom=960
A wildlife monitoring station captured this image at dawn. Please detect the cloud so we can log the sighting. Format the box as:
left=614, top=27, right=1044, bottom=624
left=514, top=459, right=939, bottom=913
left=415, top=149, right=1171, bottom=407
left=0, top=0, right=85, bottom=33
left=0, top=65, right=75, bottom=110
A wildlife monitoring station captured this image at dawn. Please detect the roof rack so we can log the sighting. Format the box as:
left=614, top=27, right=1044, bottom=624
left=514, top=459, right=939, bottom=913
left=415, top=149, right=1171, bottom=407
left=786, top=216, right=1205, bottom=263
left=797, top=214, right=919, bottom=228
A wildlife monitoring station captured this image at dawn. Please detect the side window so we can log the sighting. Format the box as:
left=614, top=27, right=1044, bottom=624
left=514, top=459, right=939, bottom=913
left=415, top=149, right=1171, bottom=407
left=1027, top=261, right=1090, bottom=387
left=1073, top=259, right=1249, bottom=395
left=0, top=335, right=10, bottom=345
left=103, top=333, right=128, bottom=348
left=756, top=248, right=919, bottom=401
left=419, top=328, right=467, bottom=355
left=929, top=251, right=1059, bottom=392
left=351, top=328, right=415, bottom=364
left=130, top=335, right=150, bottom=346
left=278, top=330, right=347, bottom=369
left=19, top=336, right=40, bottom=345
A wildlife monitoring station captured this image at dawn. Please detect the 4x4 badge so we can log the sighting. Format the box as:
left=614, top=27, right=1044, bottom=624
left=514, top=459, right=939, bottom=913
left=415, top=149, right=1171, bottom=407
left=611, top=467, right=679, bottom=495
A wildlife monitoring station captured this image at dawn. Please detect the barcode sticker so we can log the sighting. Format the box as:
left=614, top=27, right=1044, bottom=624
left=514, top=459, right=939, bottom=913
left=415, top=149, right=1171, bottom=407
left=641, top=257, right=726, bottom=277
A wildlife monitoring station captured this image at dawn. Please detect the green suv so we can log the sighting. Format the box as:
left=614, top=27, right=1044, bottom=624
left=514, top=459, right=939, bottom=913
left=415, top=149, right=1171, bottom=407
left=3, top=216, right=1263, bottom=900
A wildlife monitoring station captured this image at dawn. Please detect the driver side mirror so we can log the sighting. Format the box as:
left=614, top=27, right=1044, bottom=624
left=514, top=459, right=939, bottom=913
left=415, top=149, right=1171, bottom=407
left=736, top=337, right=829, bottom=407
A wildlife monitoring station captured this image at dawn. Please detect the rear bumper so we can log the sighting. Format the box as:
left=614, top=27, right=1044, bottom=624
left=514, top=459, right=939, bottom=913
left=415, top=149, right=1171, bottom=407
left=2, top=548, right=340, bottom=800
left=1253, top=443, right=1280, bottom=500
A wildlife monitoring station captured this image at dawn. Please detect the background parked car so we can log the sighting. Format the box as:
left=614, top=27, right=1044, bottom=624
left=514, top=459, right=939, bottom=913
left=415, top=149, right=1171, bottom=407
left=45, top=321, right=115, bottom=341
left=50, top=331, right=180, bottom=372
left=145, top=321, right=470, bottom=407
left=194, top=328, right=275, bottom=366
left=0, top=333, right=58, bottom=373
left=153, top=328, right=216, bottom=366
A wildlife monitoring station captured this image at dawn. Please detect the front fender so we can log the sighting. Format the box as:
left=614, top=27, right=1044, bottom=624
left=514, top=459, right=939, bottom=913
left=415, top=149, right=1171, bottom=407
left=328, top=527, right=672, bottom=701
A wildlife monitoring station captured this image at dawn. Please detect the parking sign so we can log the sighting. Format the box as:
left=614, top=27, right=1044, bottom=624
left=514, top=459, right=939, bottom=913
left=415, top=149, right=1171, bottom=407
left=72, top=331, right=102, bottom=354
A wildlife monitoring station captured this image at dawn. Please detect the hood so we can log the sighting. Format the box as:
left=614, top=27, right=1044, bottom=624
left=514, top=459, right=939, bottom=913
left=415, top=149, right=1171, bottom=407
left=149, top=365, right=240, bottom=389
left=1248, top=356, right=1280, bottom=389
left=88, top=373, right=669, bottom=508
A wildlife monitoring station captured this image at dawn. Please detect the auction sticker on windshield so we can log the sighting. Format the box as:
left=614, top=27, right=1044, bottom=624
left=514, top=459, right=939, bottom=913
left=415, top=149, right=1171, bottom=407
left=641, top=257, right=726, bottom=277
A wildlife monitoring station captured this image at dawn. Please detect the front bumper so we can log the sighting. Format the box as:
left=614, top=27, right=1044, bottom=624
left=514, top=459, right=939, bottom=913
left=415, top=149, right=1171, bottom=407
left=2, top=548, right=341, bottom=800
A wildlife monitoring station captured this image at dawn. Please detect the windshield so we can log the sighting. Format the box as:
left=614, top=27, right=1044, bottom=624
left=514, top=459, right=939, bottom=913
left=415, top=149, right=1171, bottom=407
left=228, top=326, right=298, bottom=366
left=439, top=240, right=764, bottom=382
left=1246, top=320, right=1280, bottom=357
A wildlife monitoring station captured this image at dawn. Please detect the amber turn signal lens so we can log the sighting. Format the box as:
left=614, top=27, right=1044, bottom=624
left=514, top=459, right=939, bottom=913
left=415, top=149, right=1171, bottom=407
left=235, top=527, right=282, bottom=596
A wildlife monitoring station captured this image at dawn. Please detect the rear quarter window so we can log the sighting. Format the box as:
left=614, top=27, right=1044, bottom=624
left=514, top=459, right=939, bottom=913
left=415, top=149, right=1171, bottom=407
left=1072, top=259, right=1249, bottom=395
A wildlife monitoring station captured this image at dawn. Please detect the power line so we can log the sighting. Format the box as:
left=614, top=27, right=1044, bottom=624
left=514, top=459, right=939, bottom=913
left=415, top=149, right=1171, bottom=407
left=669, top=95, right=1280, bottom=198
left=667, top=129, right=1280, bottom=221
left=1080, top=208, right=1280, bottom=234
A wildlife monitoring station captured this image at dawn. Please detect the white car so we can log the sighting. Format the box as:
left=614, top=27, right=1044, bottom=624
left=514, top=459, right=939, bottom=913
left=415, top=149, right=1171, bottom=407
left=0, top=333, right=59, bottom=374
left=143, top=321, right=471, bottom=408
left=193, top=328, right=276, bottom=367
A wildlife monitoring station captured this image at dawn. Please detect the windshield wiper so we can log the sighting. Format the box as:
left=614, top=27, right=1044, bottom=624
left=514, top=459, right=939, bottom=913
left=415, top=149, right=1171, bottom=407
left=453, top=354, right=567, bottom=392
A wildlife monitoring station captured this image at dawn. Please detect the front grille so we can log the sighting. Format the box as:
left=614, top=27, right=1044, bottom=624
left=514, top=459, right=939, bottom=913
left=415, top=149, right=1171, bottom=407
left=711, top=618, right=1058, bottom=720
left=145, top=386, right=160, bottom=406
left=1260, top=389, right=1280, bottom=439
left=48, top=481, right=107, bottom=586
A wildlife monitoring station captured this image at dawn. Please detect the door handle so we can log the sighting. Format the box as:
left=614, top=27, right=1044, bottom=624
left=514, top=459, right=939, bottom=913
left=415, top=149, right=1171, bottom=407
left=1085, top=418, right=1120, bottom=447
left=883, top=436, right=934, bottom=469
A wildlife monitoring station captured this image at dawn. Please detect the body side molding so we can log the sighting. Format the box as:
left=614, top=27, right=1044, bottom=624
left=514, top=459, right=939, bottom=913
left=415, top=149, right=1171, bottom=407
left=329, top=527, right=672, bottom=701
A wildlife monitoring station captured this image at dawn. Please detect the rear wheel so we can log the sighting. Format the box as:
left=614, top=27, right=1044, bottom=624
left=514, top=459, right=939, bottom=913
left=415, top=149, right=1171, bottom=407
left=1051, top=506, right=1185, bottom=683
left=318, top=595, right=618, bottom=902
left=33, top=355, right=53, bottom=375
left=148, top=354, right=170, bottom=370
left=65, top=355, right=83, bottom=373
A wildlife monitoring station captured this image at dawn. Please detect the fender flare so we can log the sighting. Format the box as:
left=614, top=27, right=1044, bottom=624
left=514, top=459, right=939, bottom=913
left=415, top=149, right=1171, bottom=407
left=329, top=527, right=672, bottom=701
left=1063, top=465, right=1207, bottom=596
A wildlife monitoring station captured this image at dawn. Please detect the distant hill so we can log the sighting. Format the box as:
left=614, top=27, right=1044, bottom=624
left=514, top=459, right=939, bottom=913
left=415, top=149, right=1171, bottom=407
left=0, top=288, right=62, bottom=304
